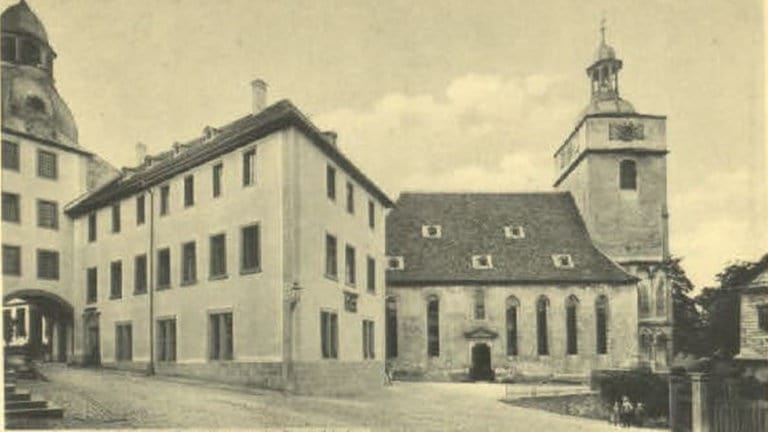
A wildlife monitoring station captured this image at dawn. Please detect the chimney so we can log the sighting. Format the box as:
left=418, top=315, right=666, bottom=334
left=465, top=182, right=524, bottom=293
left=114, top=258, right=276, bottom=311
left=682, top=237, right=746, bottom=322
left=136, top=142, right=147, bottom=166
left=322, top=130, right=338, bottom=147
left=251, top=79, right=268, bottom=114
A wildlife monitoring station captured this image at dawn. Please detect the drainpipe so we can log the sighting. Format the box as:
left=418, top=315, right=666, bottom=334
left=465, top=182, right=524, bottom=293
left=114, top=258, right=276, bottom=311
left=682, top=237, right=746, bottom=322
left=146, top=186, right=156, bottom=376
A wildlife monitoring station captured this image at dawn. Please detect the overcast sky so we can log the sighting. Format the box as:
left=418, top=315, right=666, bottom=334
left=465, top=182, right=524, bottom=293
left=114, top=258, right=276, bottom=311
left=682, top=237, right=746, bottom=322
left=9, top=0, right=766, bottom=290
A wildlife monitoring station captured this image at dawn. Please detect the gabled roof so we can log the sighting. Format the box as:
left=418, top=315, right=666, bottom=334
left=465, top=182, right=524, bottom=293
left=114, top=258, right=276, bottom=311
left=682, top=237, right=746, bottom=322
left=385, top=192, right=635, bottom=285
left=65, top=100, right=393, bottom=217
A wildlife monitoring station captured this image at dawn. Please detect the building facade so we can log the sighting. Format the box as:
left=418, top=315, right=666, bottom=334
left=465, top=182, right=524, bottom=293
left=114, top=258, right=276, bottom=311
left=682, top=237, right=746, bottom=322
left=735, top=259, right=768, bottom=362
left=2, top=1, right=392, bottom=395
left=384, top=27, right=673, bottom=379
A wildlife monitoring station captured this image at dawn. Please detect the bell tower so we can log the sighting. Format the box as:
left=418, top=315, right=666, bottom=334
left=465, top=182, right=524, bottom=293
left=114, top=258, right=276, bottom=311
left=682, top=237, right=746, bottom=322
left=553, top=22, right=673, bottom=370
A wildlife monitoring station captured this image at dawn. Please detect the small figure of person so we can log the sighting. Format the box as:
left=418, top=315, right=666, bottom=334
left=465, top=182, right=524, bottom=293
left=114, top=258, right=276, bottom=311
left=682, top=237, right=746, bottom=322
left=610, top=400, right=621, bottom=426
left=634, top=402, right=646, bottom=427
left=620, top=395, right=634, bottom=427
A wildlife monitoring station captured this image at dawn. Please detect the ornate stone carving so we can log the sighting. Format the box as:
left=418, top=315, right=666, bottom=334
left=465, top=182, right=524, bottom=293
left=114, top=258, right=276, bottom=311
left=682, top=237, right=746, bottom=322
left=609, top=122, right=645, bottom=141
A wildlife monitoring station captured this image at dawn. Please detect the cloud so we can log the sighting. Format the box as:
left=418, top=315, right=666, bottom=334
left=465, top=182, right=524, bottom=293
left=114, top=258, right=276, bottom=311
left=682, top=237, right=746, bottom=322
left=315, top=73, right=576, bottom=197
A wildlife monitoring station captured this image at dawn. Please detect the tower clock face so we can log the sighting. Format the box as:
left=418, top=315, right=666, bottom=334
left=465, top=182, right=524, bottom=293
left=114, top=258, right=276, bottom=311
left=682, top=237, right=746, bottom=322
left=609, top=122, right=645, bottom=141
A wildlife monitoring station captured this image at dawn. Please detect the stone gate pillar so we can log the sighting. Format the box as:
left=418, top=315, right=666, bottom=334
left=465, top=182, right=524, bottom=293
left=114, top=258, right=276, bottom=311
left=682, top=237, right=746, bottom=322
left=689, top=372, right=710, bottom=432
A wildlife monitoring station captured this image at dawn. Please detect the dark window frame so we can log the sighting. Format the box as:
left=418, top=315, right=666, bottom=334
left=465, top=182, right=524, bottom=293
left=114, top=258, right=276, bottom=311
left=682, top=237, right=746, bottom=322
left=506, top=297, right=519, bottom=356
left=183, top=175, right=194, bottom=207
left=2, top=140, right=20, bottom=171
left=619, top=159, right=637, bottom=190
left=115, top=322, right=133, bottom=362
left=110, top=260, right=123, bottom=300
left=36, top=149, right=57, bottom=180
left=596, top=296, right=609, bottom=354
left=320, top=310, right=339, bottom=359
left=2, top=192, right=20, bottom=223
left=111, top=203, right=121, bottom=233
left=345, top=244, right=356, bottom=286
left=240, top=224, right=261, bottom=274
left=326, top=165, right=336, bottom=200
left=2, top=244, right=21, bottom=276
left=566, top=296, right=579, bottom=355
left=427, top=296, right=440, bottom=357
left=208, top=311, right=233, bottom=361
left=325, top=234, right=338, bottom=279
left=36, top=199, right=58, bottom=230
left=363, top=319, right=375, bottom=360
left=86, top=267, right=98, bottom=304
left=346, top=182, right=354, bottom=214
left=386, top=298, right=398, bottom=358
left=242, top=148, right=256, bottom=187
left=209, top=234, right=228, bottom=278
left=136, top=195, right=145, bottom=225
left=366, top=256, right=375, bottom=293
left=88, top=212, right=97, bottom=242
left=160, top=185, right=170, bottom=216
left=157, top=318, right=177, bottom=362
left=212, top=163, right=223, bottom=198
left=181, top=241, right=197, bottom=285
left=157, top=248, right=171, bottom=289
left=36, top=249, right=59, bottom=280
left=134, top=254, right=147, bottom=294
left=537, top=296, right=550, bottom=356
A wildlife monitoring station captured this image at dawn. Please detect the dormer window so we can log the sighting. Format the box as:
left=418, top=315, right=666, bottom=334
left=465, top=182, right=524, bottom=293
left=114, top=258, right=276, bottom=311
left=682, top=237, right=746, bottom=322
left=422, top=225, right=442, bottom=239
left=472, top=255, right=493, bottom=269
left=25, top=95, right=46, bottom=113
left=552, top=254, right=574, bottom=269
left=504, top=226, right=525, bottom=239
left=387, top=256, right=404, bottom=270
left=203, top=126, right=219, bottom=142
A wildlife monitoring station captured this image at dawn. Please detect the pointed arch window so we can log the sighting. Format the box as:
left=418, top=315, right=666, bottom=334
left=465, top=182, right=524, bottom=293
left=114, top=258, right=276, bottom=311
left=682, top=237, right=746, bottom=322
left=656, top=279, right=666, bottom=316
left=639, top=283, right=650, bottom=317
left=619, top=160, right=637, bottom=190
left=596, top=295, right=609, bottom=354
left=506, top=296, right=519, bottom=356
left=427, top=295, right=440, bottom=357
left=536, top=296, right=550, bottom=355
left=566, top=295, right=579, bottom=355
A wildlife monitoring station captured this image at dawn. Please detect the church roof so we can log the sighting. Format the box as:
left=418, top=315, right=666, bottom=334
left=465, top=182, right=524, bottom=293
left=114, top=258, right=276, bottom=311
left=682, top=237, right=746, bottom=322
left=65, top=99, right=393, bottom=216
left=1, top=1, right=48, bottom=43
left=386, top=192, right=635, bottom=285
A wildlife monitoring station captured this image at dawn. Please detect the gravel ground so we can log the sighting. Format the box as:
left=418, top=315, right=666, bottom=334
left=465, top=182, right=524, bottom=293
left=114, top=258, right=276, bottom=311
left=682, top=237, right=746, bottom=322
left=5, top=366, right=663, bottom=431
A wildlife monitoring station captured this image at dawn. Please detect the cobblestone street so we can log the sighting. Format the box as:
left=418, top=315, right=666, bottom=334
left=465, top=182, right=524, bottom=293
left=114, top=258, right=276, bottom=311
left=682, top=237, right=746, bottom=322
left=8, top=366, right=660, bottom=431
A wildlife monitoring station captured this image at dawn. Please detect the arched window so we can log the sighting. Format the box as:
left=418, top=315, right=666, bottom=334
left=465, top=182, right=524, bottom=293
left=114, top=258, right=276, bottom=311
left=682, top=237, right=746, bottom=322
left=595, top=295, right=609, bottom=354
left=566, top=295, right=579, bottom=355
left=638, top=283, right=650, bottom=317
left=656, top=279, right=666, bottom=316
left=427, top=295, right=439, bottom=357
left=536, top=296, right=549, bottom=355
left=506, top=296, right=519, bottom=356
left=386, top=297, right=398, bottom=359
left=619, top=160, right=637, bottom=190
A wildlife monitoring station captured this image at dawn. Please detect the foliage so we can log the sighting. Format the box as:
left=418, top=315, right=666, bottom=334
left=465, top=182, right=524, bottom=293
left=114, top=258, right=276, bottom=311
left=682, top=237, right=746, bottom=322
left=591, top=368, right=669, bottom=418
left=664, top=257, right=709, bottom=356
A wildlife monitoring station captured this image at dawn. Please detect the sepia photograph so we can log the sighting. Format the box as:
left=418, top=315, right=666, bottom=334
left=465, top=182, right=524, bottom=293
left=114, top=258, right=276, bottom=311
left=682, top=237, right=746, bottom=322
left=1, top=0, right=766, bottom=430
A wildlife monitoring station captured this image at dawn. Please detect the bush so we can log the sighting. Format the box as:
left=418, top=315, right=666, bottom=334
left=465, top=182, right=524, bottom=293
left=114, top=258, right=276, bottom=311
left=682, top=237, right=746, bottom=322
left=591, top=368, right=669, bottom=418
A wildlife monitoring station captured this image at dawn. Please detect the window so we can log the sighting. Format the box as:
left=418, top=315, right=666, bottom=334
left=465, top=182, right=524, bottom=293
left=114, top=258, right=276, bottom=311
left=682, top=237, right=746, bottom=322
left=363, top=320, right=375, bottom=359
left=241, top=224, right=260, bottom=273
left=37, top=150, right=57, bottom=179
left=136, top=195, right=145, bottom=225
left=552, top=254, right=574, bottom=268
left=326, top=165, right=336, bottom=200
left=506, top=296, right=519, bottom=356
left=19, top=39, right=40, bottom=66
left=181, top=241, right=197, bottom=285
left=2, top=36, right=16, bottom=62
left=386, top=298, right=398, bottom=358
left=3, top=245, right=21, bottom=276
left=346, top=182, right=354, bottom=213
left=2, top=192, right=20, bottom=222
left=157, top=248, right=171, bottom=289
left=2, top=140, right=19, bottom=171
left=86, top=267, right=97, bottom=304
left=387, top=256, right=404, bottom=270
left=160, top=185, right=170, bottom=216
left=504, top=226, right=525, bottom=239
left=134, top=254, right=147, bottom=294
left=422, top=225, right=442, bottom=239
left=110, top=260, right=122, bottom=299
left=209, top=234, right=227, bottom=278
left=368, top=200, right=375, bottom=229
left=111, top=203, right=121, bottom=233
left=157, top=318, right=177, bottom=362
left=474, top=289, right=486, bottom=320
left=427, top=296, right=440, bottom=357
left=345, top=245, right=356, bottom=286
left=537, top=296, right=549, bottom=355
left=320, top=310, right=338, bottom=359
left=184, top=175, right=194, bottom=207
left=656, top=279, right=666, bottom=315
left=37, top=199, right=58, bottom=229
left=639, top=283, right=650, bottom=316
left=88, top=212, right=97, bottom=242
left=757, top=305, right=768, bottom=332
left=212, top=163, right=223, bottom=198
left=619, top=160, right=637, bottom=190
left=115, top=323, right=132, bottom=361
left=472, top=255, right=493, bottom=269
left=37, top=249, right=59, bottom=280
left=566, top=295, right=579, bottom=355
left=242, top=148, right=256, bottom=186
left=325, top=234, right=338, bottom=278
left=366, top=257, right=375, bottom=293
left=209, top=312, right=233, bottom=360
left=596, top=296, right=609, bottom=354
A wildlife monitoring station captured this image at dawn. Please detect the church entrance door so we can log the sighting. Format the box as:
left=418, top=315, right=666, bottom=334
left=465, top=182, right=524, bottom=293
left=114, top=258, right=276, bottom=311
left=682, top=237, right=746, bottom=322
left=470, top=343, right=494, bottom=381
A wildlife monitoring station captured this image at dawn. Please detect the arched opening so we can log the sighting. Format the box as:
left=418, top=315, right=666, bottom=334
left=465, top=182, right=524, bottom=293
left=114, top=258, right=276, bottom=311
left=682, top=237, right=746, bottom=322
left=655, top=279, right=666, bottom=316
left=638, top=282, right=650, bottom=317
left=505, top=296, right=519, bottom=356
left=426, top=295, right=439, bottom=357
left=619, top=159, right=637, bottom=190
left=3, top=289, right=74, bottom=364
left=565, top=295, right=579, bottom=355
left=469, top=343, right=494, bottom=381
left=595, top=295, right=609, bottom=354
left=536, top=296, right=549, bottom=355
left=19, top=38, right=41, bottom=66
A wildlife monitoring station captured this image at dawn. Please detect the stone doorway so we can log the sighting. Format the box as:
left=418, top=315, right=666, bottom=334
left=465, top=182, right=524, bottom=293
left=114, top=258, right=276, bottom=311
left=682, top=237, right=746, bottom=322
left=470, top=343, right=494, bottom=381
left=83, top=311, right=100, bottom=366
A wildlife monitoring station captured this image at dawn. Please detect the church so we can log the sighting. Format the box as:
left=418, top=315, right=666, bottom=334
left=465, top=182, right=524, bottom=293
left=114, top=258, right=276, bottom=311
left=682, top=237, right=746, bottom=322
left=384, top=25, right=674, bottom=380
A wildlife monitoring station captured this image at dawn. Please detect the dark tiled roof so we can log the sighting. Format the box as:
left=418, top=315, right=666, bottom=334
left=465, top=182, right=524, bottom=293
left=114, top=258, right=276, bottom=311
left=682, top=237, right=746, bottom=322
left=385, top=192, right=635, bottom=285
left=65, top=100, right=393, bottom=216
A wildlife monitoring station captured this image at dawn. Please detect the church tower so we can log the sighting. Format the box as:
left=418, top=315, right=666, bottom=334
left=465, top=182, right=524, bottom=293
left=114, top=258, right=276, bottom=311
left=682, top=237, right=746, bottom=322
left=553, top=23, right=673, bottom=369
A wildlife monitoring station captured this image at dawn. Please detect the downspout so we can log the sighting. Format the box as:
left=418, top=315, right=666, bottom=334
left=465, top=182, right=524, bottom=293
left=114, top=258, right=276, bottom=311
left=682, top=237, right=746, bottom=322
left=146, top=187, right=156, bottom=375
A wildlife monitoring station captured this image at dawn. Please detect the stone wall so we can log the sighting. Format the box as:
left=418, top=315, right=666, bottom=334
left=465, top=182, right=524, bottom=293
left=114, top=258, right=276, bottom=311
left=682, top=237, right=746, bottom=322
left=739, top=291, right=768, bottom=359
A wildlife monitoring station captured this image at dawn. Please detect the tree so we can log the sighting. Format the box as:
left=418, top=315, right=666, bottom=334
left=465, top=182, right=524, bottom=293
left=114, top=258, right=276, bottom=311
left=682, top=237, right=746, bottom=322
left=665, top=257, right=708, bottom=356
